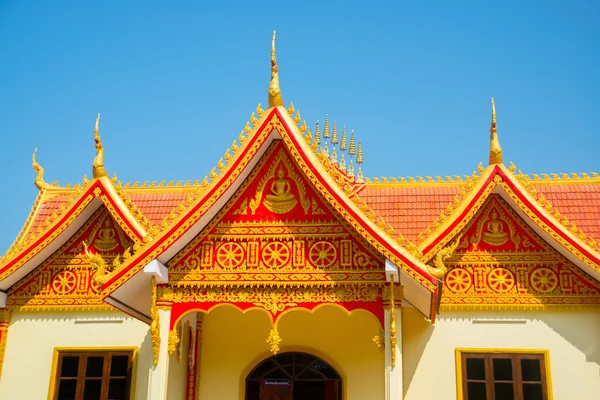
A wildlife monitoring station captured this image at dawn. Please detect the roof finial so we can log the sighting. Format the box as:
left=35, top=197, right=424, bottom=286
left=268, top=31, right=284, bottom=108
left=93, top=113, right=108, bottom=178
left=357, top=141, right=364, bottom=164
left=314, top=121, right=321, bottom=146
left=489, top=97, right=503, bottom=165
left=32, top=148, right=47, bottom=190
left=340, top=127, right=347, bottom=151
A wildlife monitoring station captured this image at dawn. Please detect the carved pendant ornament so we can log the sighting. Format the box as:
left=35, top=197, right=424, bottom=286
left=440, top=196, right=600, bottom=309
left=164, top=143, right=388, bottom=324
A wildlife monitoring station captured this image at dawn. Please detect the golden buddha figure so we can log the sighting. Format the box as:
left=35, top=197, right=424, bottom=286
left=482, top=210, right=509, bottom=246
left=264, top=166, right=297, bottom=214
left=93, top=219, right=119, bottom=252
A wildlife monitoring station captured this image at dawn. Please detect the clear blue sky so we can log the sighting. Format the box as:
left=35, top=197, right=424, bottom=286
left=1, top=1, right=598, bottom=253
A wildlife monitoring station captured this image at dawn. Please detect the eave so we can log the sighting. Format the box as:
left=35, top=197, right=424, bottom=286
left=0, top=177, right=150, bottom=290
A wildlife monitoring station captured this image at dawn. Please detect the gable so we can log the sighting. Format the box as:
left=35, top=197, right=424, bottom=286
left=168, top=141, right=385, bottom=287
left=440, top=195, right=600, bottom=309
left=7, top=207, right=134, bottom=311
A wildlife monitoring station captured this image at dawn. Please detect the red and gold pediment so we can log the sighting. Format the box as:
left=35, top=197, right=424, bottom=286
left=7, top=207, right=133, bottom=311
left=168, top=141, right=385, bottom=287
left=441, top=195, right=600, bottom=309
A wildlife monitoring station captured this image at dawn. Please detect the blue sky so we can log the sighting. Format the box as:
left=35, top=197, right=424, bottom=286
left=0, top=1, right=598, bottom=253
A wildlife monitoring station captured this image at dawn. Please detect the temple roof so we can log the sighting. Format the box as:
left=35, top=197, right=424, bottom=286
left=6, top=171, right=598, bottom=262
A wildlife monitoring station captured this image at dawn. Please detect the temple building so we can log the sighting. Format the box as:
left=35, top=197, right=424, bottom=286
left=0, top=33, right=599, bottom=400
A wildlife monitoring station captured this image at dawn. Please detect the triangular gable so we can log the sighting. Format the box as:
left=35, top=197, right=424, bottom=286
left=101, top=107, right=439, bottom=319
left=168, top=141, right=385, bottom=283
left=7, top=207, right=135, bottom=311
left=419, top=164, right=600, bottom=282
left=440, top=195, right=600, bottom=309
left=0, top=177, right=150, bottom=290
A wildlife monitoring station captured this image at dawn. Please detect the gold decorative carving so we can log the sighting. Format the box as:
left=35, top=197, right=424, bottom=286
left=373, top=329, right=385, bottom=352
left=264, top=166, right=298, bottom=214
left=168, top=328, right=180, bottom=356
left=389, top=278, right=397, bottom=368
left=268, top=31, right=283, bottom=108
left=489, top=97, right=503, bottom=165
left=82, top=242, right=112, bottom=285
left=150, top=276, right=160, bottom=366
left=427, top=237, right=461, bottom=279
left=93, top=218, right=119, bottom=251
left=267, top=326, right=282, bottom=355
left=160, top=285, right=381, bottom=315
left=481, top=210, right=509, bottom=246
left=93, top=114, right=107, bottom=178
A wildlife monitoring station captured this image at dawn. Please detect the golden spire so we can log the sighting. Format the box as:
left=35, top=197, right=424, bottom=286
left=331, top=121, right=338, bottom=144
left=348, top=130, right=356, bottom=156
left=323, top=115, right=330, bottom=139
left=32, top=148, right=47, bottom=190
left=93, top=113, right=108, bottom=178
left=268, top=31, right=284, bottom=108
left=340, top=127, right=347, bottom=151
left=489, top=97, right=503, bottom=165
left=315, top=121, right=321, bottom=145
left=357, top=141, right=364, bottom=164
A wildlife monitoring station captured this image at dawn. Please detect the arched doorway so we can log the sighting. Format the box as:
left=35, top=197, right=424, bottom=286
left=246, top=352, right=342, bottom=400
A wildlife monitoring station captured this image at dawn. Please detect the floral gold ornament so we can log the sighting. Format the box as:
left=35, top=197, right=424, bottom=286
left=389, top=276, right=397, bottom=368
left=267, top=326, right=282, bottom=355
left=373, top=329, right=385, bottom=352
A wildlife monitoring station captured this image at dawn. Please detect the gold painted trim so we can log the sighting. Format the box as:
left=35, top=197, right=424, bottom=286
left=455, top=348, right=553, bottom=400
left=441, top=304, right=600, bottom=312
left=47, top=346, right=138, bottom=400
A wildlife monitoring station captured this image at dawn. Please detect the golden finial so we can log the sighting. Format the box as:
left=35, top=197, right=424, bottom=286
left=268, top=31, right=284, bottom=108
left=489, top=97, right=503, bottom=165
left=323, top=115, right=330, bottom=139
left=357, top=141, right=364, bottom=164
left=93, top=113, right=108, bottom=178
left=315, top=121, right=321, bottom=145
left=348, top=130, right=356, bottom=156
left=32, top=148, right=49, bottom=190
left=331, top=121, right=338, bottom=144
left=340, top=127, right=347, bottom=151
left=339, top=153, right=346, bottom=171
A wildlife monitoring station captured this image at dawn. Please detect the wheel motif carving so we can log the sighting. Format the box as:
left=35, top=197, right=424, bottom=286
left=445, top=268, right=472, bottom=293
left=530, top=268, right=558, bottom=293
left=262, top=242, right=291, bottom=269
left=487, top=268, right=515, bottom=292
left=52, top=271, right=77, bottom=294
left=216, top=242, right=245, bottom=269
left=309, top=242, right=337, bottom=268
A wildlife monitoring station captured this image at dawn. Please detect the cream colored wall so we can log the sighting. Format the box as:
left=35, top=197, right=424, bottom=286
left=194, top=305, right=384, bottom=400
left=402, top=307, right=600, bottom=400
left=0, top=310, right=153, bottom=400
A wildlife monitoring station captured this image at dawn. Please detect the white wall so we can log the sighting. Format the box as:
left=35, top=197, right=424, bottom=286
left=0, top=311, right=153, bottom=400
left=403, top=308, right=600, bottom=400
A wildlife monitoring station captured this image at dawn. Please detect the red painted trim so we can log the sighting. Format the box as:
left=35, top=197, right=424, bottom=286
left=274, top=108, right=438, bottom=285
left=423, top=166, right=499, bottom=255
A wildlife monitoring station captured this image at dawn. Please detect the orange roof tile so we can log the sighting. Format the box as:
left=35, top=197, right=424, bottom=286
left=10, top=177, right=600, bottom=253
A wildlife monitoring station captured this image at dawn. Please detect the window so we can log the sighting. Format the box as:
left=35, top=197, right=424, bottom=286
left=456, top=349, right=552, bottom=400
left=51, top=350, right=134, bottom=400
